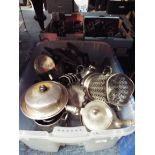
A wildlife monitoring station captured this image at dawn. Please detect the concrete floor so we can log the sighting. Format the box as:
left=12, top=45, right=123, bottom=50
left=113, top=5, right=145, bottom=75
left=19, top=6, right=51, bottom=76
left=19, top=6, right=119, bottom=155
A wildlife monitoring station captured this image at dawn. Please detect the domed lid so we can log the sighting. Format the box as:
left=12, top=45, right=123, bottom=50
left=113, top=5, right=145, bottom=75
left=81, top=100, right=113, bottom=130
left=21, top=81, right=68, bottom=120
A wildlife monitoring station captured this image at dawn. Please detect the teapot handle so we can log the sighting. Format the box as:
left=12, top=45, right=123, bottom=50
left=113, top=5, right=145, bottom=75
left=102, top=66, right=112, bottom=75
left=48, top=73, right=53, bottom=80
left=60, top=111, right=69, bottom=122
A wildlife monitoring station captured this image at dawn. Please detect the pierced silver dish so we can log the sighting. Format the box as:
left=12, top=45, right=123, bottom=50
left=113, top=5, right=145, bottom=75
left=106, top=73, right=134, bottom=106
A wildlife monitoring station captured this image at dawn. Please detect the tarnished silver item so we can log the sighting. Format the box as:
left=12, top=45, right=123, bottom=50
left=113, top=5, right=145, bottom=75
left=81, top=100, right=134, bottom=130
left=106, top=73, right=135, bottom=106
left=34, top=54, right=56, bottom=80
left=21, top=81, right=68, bottom=120
left=34, top=111, right=68, bottom=132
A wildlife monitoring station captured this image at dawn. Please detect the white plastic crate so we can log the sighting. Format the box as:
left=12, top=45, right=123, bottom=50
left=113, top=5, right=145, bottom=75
left=19, top=41, right=135, bottom=152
